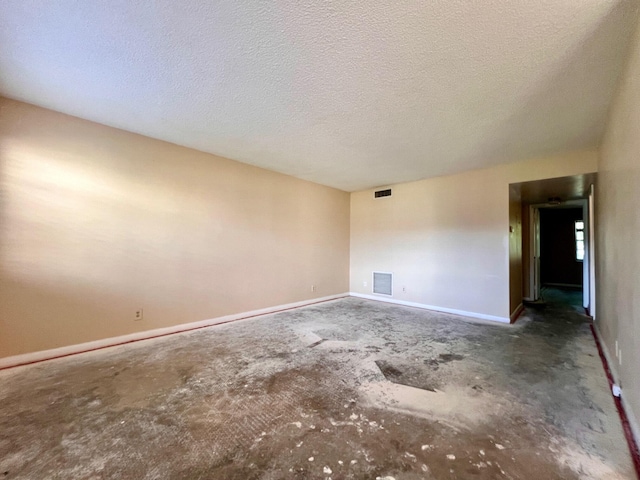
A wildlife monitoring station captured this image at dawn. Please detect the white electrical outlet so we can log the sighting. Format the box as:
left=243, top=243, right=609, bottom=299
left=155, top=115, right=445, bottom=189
left=311, top=285, right=316, bottom=292
left=363, top=281, right=367, bottom=287
left=402, top=286, right=406, bottom=292
left=135, top=309, right=143, bottom=321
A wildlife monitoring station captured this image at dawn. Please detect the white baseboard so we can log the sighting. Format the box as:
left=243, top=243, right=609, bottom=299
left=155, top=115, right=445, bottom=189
left=349, top=292, right=510, bottom=324
left=593, top=325, right=640, bottom=448
left=0, top=293, right=349, bottom=369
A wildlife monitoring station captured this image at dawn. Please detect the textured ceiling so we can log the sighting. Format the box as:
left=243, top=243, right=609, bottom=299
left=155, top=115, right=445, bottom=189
left=0, top=1, right=637, bottom=191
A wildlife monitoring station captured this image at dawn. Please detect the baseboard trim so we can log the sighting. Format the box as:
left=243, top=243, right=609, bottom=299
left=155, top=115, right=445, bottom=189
left=510, top=303, right=524, bottom=324
left=349, top=293, right=510, bottom=324
left=590, top=325, right=640, bottom=476
left=0, top=293, right=350, bottom=370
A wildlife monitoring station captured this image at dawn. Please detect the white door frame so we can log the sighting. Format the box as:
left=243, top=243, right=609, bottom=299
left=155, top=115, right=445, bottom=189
left=588, top=185, right=596, bottom=318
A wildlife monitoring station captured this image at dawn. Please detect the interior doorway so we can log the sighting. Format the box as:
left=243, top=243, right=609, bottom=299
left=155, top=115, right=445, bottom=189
left=509, top=173, right=597, bottom=320
left=529, top=198, right=591, bottom=312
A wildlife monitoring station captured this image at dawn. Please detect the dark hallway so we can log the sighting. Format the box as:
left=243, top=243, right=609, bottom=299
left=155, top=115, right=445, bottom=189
left=540, top=208, right=584, bottom=288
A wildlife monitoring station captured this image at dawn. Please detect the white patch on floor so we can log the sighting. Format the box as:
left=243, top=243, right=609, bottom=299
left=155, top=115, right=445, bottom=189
left=359, top=377, right=513, bottom=429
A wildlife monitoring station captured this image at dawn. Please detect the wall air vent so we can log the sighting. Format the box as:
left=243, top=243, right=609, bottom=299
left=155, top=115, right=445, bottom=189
left=374, top=189, right=392, bottom=198
left=373, top=272, right=393, bottom=296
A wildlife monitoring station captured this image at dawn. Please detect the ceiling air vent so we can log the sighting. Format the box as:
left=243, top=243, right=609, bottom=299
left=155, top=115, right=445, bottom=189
left=374, top=189, right=392, bottom=198
left=373, top=272, right=393, bottom=296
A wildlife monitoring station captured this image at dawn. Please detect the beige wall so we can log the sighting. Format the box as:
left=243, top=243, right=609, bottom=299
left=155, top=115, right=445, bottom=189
left=597, top=13, right=640, bottom=438
left=350, top=150, right=598, bottom=320
left=0, top=98, right=350, bottom=358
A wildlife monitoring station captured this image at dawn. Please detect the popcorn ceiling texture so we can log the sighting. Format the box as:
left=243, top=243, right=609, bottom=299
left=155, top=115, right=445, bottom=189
left=0, top=0, right=636, bottom=191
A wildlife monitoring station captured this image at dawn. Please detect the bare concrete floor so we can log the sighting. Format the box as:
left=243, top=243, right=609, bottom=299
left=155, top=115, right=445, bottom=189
left=0, top=294, right=634, bottom=479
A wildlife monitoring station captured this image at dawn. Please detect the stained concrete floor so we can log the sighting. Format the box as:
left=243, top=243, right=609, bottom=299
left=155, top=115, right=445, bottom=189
left=0, top=292, right=635, bottom=479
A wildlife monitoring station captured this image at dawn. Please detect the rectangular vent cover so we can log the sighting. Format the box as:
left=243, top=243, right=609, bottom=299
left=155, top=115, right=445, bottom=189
left=373, top=272, right=393, bottom=296
left=374, top=189, right=392, bottom=198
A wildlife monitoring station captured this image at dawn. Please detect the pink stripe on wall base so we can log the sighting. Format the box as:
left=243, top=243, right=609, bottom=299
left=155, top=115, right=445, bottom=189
left=590, top=324, right=640, bottom=478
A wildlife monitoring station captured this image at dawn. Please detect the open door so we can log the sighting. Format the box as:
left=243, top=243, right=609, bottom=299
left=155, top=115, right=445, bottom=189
left=588, top=184, right=596, bottom=318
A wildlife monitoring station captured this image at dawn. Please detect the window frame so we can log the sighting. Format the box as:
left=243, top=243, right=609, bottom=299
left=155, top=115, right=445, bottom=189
left=575, top=220, right=585, bottom=262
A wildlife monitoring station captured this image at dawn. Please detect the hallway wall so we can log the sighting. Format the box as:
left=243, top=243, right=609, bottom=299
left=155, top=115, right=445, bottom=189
left=598, top=10, right=640, bottom=442
left=509, top=185, right=523, bottom=316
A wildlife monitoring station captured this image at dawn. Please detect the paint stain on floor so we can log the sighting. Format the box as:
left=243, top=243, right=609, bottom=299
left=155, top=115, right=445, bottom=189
left=0, top=293, right=634, bottom=479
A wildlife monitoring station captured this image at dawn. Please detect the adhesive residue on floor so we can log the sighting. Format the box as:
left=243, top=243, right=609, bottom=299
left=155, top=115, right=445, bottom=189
left=0, top=296, right=634, bottom=479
